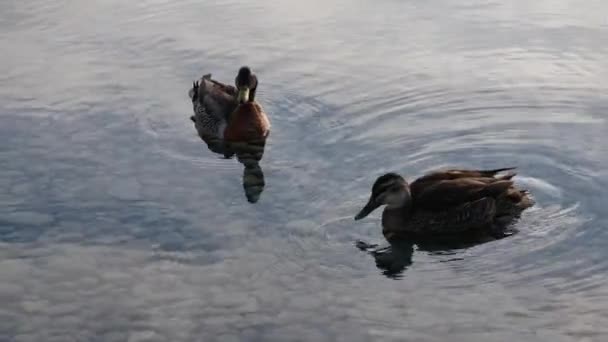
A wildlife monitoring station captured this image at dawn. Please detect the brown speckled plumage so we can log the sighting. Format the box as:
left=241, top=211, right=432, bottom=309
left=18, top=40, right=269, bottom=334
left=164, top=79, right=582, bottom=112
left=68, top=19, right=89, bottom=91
left=355, top=167, right=534, bottom=242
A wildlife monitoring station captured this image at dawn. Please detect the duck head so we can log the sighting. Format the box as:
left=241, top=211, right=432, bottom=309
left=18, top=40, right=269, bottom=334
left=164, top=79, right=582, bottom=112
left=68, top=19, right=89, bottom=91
left=355, top=173, right=412, bottom=220
left=235, top=66, right=258, bottom=104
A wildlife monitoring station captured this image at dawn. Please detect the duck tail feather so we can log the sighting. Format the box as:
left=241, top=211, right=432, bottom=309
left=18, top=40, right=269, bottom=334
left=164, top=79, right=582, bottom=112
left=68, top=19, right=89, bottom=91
left=497, top=171, right=517, bottom=180
left=485, top=167, right=517, bottom=175
left=481, top=180, right=514, bottom=197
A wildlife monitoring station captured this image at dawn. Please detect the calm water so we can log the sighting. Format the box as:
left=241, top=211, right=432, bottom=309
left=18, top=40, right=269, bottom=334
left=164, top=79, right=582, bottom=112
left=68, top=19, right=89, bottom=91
left=1, top=0, right=608, bottom=341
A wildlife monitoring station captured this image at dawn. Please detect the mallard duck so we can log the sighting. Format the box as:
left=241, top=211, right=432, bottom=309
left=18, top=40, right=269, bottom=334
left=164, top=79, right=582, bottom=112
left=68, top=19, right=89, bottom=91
left=188, top=66, right=270, bottom=142
left=223, top=66, right=270, bottom=142
left=354, top=167, right=534, bottom=241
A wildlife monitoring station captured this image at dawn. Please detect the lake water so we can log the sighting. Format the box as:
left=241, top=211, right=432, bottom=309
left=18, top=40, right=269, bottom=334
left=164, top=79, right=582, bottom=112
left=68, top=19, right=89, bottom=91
left=1, top=0, right=608, bottom=341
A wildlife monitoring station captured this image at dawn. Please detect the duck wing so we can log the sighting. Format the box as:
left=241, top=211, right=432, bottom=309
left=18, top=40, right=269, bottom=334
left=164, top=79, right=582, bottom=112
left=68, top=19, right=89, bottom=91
left=414, top=167, right=516, bottom=183
left=411, top=177, right=514, bottom=211
left=191, top=74, right=238, bottom=120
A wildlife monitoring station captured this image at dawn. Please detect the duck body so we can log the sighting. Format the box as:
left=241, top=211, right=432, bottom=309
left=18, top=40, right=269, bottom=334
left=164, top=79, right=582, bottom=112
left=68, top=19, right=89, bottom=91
left=355, top=167, right=534, bottom=242
left=224, top=101, right=270, bottom=142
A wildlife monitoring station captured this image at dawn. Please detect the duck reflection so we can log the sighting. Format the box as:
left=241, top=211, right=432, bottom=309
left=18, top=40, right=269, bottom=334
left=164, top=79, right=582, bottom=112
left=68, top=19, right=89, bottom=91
left=356, top=239, right=415, bottom=279
left=190, top=124, right=268, bottom=203
left=356, top=230, right=517, bottom=279
left=188, top=67, right=270, bottom=203
left=227, top=139, right=267, bottom=203
left=189, top=121, right=266, bottom=203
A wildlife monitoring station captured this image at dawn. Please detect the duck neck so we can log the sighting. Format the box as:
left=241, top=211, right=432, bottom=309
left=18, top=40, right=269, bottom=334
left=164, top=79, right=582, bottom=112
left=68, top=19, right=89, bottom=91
left=249, top=86, right=257, bottom=102
left=384, top=201, right=412, bottom=218
left=381, top=185, right=413, bottom=236
left=386, top=185, right=412, bottom=210
left=382, top=198, right=413, bottom=235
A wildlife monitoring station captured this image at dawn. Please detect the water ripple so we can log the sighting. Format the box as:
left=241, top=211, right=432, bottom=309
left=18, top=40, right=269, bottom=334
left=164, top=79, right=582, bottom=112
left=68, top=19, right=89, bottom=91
left=2, top=0, right=608, bottom=340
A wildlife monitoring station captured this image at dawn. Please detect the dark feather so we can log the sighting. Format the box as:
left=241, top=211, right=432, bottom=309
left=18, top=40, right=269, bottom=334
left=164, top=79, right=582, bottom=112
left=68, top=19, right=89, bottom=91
left=414, top=167, right=517, bottom=183
left=372, top=167, right=534, bottom=240
left=412, top=178, right=513, bottom=211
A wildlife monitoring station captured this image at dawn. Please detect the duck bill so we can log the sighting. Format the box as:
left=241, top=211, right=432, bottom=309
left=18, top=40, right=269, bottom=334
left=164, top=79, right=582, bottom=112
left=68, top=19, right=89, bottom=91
left=237, top=87, right=250, bottom=103
left=354, top=198, right=380, bottom=220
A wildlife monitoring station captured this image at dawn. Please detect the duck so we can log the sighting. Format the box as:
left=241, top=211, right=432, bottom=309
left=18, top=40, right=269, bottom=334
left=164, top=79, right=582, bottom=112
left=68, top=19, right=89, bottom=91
left=354, top=167, right=534, bottom=242
left=188, top=66, right=270, bottom=143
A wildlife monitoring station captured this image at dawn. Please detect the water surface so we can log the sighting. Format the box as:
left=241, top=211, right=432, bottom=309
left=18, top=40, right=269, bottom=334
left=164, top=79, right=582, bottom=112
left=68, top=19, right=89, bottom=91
left=1, top=0, right=608, bottom=341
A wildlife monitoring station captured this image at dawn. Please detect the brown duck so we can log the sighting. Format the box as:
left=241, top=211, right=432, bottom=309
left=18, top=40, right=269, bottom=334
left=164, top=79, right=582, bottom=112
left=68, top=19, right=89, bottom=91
left=189, top=66, right=270, bottom=143
left=354, top=167, right=534, bottom=241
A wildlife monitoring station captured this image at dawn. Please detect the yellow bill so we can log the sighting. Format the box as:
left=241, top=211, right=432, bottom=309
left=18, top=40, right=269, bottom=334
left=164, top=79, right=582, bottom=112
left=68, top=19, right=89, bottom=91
left=237, top=87, right=250, bottom=103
